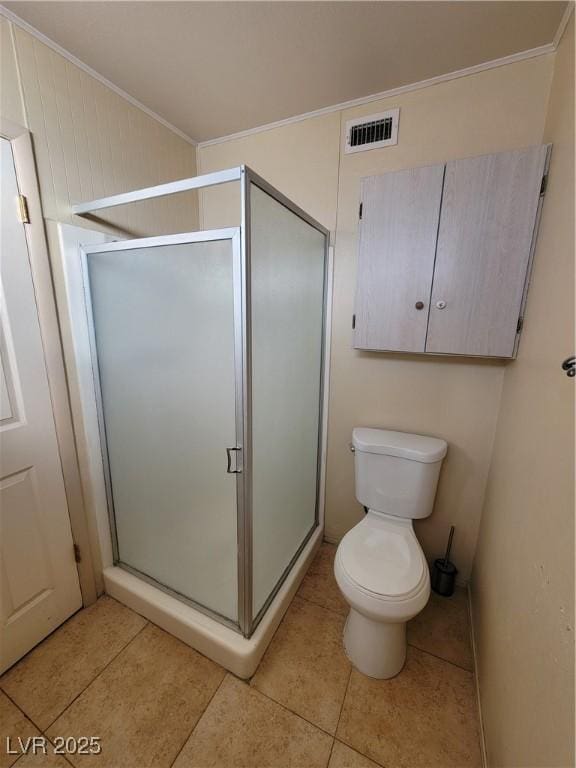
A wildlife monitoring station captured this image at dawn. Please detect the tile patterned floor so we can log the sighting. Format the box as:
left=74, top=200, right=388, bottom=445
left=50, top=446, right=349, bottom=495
left=251, top=596, right=350, bottom=734
left=1, top=542, right=482, bottom=768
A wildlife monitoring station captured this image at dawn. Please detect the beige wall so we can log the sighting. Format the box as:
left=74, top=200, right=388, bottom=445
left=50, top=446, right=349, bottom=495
left=198, top=112, right=341, bottom=231
left=471, top=16, right=575, bottom=768
left=0, top=17, right=198, bottom=235
left=199, top=54, right=555, bottom=581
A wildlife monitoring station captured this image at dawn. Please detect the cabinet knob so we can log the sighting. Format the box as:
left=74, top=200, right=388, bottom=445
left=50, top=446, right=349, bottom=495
left=436, top=300, right=447, bottom=309
left=415, top=301, right=425, bottom=310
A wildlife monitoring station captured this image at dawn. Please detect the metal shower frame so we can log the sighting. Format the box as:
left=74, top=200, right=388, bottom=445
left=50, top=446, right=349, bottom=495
left=73, top=166, right=331, bottom=638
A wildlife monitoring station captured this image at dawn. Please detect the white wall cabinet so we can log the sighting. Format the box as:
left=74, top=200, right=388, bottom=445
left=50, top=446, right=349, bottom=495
left=353, top=145, right=551, bottom=358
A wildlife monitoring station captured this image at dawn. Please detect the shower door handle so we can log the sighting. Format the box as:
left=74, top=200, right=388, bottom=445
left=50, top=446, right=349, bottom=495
left=226, top=447, right=242, bottom=474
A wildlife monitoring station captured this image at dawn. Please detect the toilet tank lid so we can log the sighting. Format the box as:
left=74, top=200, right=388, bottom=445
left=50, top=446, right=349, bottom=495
left=352, top=428, right=447, bottom=463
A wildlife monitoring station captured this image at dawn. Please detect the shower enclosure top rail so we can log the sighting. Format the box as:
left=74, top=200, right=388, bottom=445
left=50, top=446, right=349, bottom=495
left=70, top=165, right=330, bottom=238
left=71, top=166, right=243, bottom=215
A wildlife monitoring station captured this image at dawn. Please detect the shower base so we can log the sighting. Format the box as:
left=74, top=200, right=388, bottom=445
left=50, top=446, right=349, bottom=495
left=103, top=527, right=322, bottom=678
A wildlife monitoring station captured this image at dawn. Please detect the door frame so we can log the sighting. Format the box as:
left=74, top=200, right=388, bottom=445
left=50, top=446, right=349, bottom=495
left=0, top=117, right=97, bottom=606
left=80, top=228, right=245, bottom=631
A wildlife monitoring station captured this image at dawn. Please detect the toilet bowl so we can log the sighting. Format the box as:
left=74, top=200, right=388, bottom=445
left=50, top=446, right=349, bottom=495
left=335, top=428, right=447, bottom=679
left=335, top=511, right=430, bottom=678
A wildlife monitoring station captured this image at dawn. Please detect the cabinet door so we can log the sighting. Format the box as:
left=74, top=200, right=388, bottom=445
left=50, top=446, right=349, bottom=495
left=353, top=164, right=445, bottom=352
left=426, top=146, right=548, bottom=357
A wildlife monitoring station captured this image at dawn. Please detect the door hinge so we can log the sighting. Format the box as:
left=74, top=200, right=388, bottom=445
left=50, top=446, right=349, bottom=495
left=540, top=174, right=548, bottom=196
left=73, top=543, right=82, bottom=563
left=358, top=202, right=363, bottom=220
left=516, top=317, right=524, bottom=334
left=352, top=314, right=356, bottom=330
left=18, top=194, right=30, bottom=224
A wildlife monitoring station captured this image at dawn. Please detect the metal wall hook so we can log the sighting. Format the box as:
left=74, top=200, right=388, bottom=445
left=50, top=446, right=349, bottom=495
left=561, top=357, right=575, bottom=377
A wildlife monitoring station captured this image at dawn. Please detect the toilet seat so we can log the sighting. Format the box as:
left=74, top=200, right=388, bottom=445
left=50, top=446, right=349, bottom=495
left=335, top=512, right=430, bottom=623
left=338, top=512, right=427, bottom=600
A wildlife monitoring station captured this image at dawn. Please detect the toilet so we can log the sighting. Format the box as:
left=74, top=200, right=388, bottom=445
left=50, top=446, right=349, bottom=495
left=334, top=427, right=447, bottom=679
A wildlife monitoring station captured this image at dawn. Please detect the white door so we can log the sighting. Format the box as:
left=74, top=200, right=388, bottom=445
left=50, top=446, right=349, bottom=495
left=0, top=137, right=82, bottom=673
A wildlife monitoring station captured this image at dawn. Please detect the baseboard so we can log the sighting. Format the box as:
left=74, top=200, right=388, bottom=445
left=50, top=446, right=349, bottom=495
left=467, top=584, right=488, bottom=768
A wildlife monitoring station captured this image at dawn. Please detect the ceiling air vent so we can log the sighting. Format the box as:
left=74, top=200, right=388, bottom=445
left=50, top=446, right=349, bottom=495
left=344, top=109, right=399, bottom=154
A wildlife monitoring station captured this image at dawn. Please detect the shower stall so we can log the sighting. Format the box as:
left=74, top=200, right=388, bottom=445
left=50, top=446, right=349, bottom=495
left=66, top=166, right=330, bottom=674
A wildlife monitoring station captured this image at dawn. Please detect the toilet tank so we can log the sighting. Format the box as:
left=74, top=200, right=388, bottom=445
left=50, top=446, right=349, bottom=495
left=352, top=428, right=447, bottom=520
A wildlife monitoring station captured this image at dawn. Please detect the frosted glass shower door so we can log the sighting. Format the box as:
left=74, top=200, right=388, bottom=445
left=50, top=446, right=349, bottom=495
left=84, top=232, right=242, bottom=624
left=249, top=183, right=327, bottom=620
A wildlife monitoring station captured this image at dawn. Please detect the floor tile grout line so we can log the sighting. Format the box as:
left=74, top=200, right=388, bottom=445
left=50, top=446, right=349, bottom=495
left=326, top=665, right=353, bottom=766
left=172, top=671, right=350, bottom=767
left=167, top=673, right=227, bottom=768
left=44, top=736, right=76, bottom=768
left=333, top=738, right=387, bottom=768
left=41, top=620, right=150, bottom=734
left=0, top=605, right=85, bottom=685
left=299, top=591, right=474, bottom=672
left=296, top=591, right=348, bottom=619
left=325, top=736, right=336, bottom=768
left=254, top=684, right=335, bottom=737
left=251, top=679, right=346, bottom=740
left=249, top=590, right=351, bottom=740
left=0, top=598, right=150, bottom=732
left=406, top=642, right=474, bottom=674
left=0, top=686, right=46, bottom=734
left=302, top=577, right=473, bottom=668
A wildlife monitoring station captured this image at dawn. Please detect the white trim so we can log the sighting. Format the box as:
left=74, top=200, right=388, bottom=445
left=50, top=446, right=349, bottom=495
left=0, top=4, right=197, bottom=146
left=553, top=2, right=574, bottom=49
left=2, top=1, right=567, bottom=154
left=82, top=227, right=239, bottom=254
left=51, top=222, right=119, bottom=595
left=198, top=44, right=555, bottom=148
left=72, top=167, right=242, bottom=214
left=1, top=127, right=99, bottom=607
left=7, top=15, right=28, bottom=129
left=468, top=585, right=488, bottom=768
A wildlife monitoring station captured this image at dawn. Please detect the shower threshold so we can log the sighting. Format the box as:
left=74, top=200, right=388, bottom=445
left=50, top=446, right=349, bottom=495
left=103, top=526, right=322, bottom=678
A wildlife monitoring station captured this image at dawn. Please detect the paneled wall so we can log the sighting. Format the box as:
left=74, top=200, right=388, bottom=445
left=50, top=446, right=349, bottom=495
left=0, top=16, right=198, bottom=235
left=471, top=15, right=575, bottom=767
left=199, top=53, right=554, bottom=581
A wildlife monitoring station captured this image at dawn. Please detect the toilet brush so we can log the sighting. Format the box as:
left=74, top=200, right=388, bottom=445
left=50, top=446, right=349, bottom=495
left=431, top=525, right=458, bottom=596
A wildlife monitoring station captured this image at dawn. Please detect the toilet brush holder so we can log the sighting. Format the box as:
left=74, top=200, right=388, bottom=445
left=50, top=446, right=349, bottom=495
left=431, top=558, right=457, bottom=596
left=431, top=525, right=458, bottom=597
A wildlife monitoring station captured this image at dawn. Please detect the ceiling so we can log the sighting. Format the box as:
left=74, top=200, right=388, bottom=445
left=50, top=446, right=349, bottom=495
left=4, top=1, right=569, bottom=142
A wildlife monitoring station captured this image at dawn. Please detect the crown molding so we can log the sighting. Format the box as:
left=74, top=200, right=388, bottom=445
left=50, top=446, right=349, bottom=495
left=553, top=2, right=575, bottom=49
left=2, top=1, right=569, bottom=151
left=0, top=4, right=198, bottom=146
left=198, top=43, right=555, bottom=148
